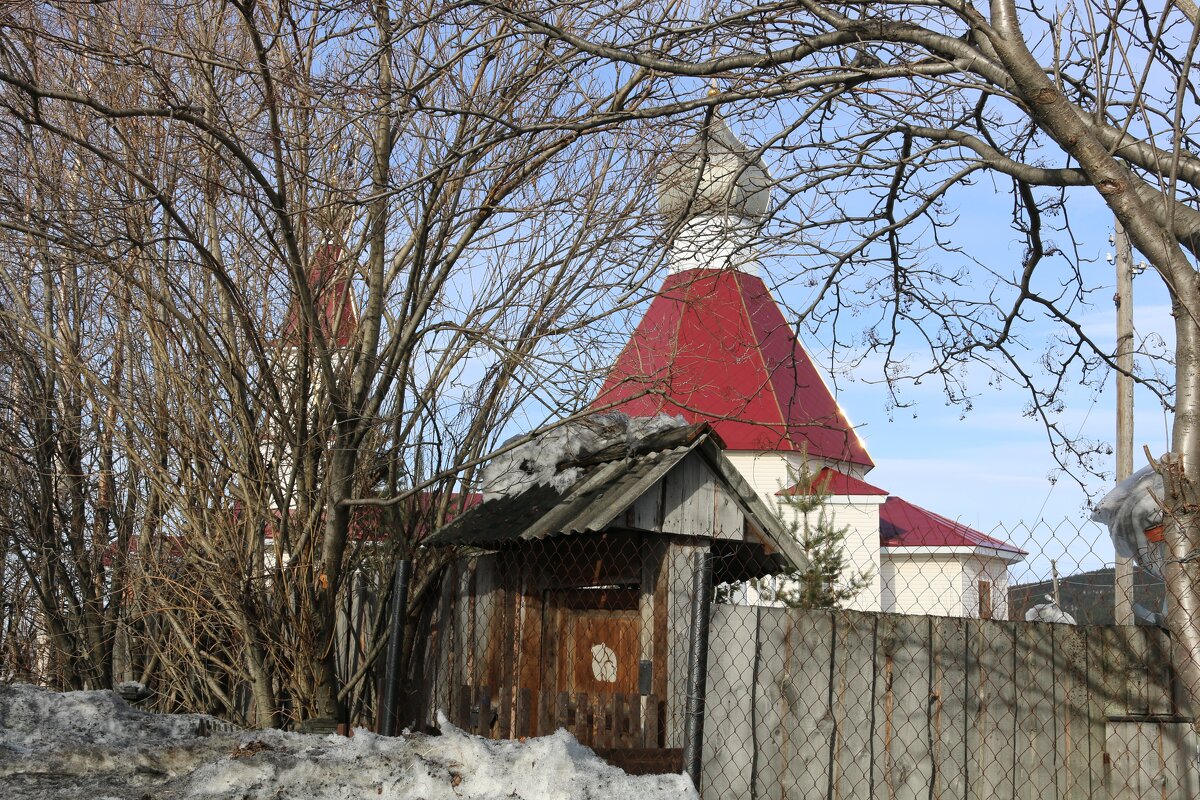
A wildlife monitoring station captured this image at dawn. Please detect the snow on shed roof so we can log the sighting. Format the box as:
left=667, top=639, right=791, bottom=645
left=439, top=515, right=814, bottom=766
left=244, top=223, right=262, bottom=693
left=593, top=268, right=873, bottom=466
left=879, top=496, right=1027, bottom=556
left=424, top=423, right=807, bottom=572
left=778, top=467, right=888, bottom=497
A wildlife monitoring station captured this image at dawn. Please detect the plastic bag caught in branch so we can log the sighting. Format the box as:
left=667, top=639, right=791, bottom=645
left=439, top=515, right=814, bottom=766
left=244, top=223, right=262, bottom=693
left=1090, top=464, right=1167, bottom=579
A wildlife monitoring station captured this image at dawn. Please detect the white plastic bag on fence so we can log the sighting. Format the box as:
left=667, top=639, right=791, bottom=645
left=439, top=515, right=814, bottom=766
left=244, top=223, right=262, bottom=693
left=1024, top=595, right=1077, bottom=624
left=1090, top=464, right=1167, bottom=579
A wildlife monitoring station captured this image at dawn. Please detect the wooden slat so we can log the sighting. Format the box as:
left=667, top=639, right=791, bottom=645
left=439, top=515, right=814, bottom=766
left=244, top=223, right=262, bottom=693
left=516, top=576, right=542, bottom=719
left=594, top=748, right=684, bottom=776
left=969, top=618, right=1016, bottom=800
left=1015, top=621, right=1057, bottom=796
left=476, top=556, right=500, bottom=688
left=1054, top=623, right=1090, bottom=799
left=434, top=562, right=458, bottom=728
left=1104, top=714, right=1142, bottom=796
left=577, top=692, right=590, bottom=746
left=751, top=606, right=789, bottom=800
left=661, top=452, right=709, bottom=535
left=516, top=687, right=532, bottom=738
left=931, top=616, right=968, bottom=800
left=639, top=536, right=662, bottom=739
left=498, top=683, right=512, bottom=739
left=538, top=686, right=554, bottom=737
left=701, top=602, right=757, bottom=800
left=713, top=473, right=744, bottom=540
left=832, top=610, right=875, bottom=800
left=665, top=543, right=703, bottom=747
left=597, top=693, right=612, bottom=748
left=556, top=690, right=569, bottom=734
left=1125, top=626, right=1151, bottom=717
left=872, top=614, right=933, bottom=800
left=1082, top=628, right=1108, bottom=799
left=478, top=685, right=492, bottom=738
left=781, top=609, right=836, bottom=800
left=456, top=685, right=471, bottom=732
left=646, top=694, right=661, bottom=748
left=1091, top=625, right=1125, bottom=720
left=1141, top=626, right=1176, bottom=716
left=627, top=694, right=642, bottom=749
left=1163, top=722, right=1200, bottom=798
left=629, top=478, right=664, bottom=531
left=613, top=693, right=629, bottom=748
left=649, top=538, right=669, bottom=715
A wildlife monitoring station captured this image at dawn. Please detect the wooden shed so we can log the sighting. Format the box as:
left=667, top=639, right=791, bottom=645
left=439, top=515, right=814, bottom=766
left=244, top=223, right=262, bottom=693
left=405, top=423, right=804, bottom=772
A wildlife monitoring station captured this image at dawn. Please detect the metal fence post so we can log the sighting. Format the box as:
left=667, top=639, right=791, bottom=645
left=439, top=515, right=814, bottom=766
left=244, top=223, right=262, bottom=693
left=378, top=557, right=412, bottom=737
left=683, top=549, right=714, bottom=791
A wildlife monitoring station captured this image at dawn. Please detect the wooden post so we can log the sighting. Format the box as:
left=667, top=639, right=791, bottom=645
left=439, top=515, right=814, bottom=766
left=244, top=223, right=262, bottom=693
left=1114, top=221, right=1136, bottom=626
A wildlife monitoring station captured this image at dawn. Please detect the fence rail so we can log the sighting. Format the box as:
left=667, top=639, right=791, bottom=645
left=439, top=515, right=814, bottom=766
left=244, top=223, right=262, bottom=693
left=703, top=605, right=1198, bottom=800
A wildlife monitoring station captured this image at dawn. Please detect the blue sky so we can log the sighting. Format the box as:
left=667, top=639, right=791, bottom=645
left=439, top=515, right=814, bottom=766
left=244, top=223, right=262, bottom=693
left=778, top=187, right=1177, bottom=584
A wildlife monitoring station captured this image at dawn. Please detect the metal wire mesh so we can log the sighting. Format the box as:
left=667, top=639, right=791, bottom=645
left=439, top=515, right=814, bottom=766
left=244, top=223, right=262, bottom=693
left=400, top=516, right=1200, bottom=797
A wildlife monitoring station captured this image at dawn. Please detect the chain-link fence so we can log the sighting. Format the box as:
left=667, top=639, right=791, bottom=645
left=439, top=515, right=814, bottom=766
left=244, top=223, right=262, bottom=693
left=398, top=472, right=1200, bottom=799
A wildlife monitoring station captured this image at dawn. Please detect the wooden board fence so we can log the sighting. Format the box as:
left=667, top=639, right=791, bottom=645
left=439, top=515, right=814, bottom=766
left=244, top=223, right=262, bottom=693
left=703, top=605, right=1198, bottom=800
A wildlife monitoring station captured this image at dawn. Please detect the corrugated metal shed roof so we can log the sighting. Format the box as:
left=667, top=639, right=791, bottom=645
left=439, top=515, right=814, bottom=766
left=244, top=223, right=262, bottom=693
left=425, top=424, right=804, bottom=570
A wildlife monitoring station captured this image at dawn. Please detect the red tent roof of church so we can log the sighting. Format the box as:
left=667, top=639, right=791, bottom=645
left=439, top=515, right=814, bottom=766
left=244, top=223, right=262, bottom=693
left=879, top=496, right=1027, bottom=555
left=282, top=243, right=358, bottom=348
left=593, top=268, right=873, bottom=466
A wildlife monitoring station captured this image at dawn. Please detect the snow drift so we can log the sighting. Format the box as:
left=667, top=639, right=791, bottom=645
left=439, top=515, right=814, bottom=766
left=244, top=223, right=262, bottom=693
left=0, top=684, right=697, bottom=800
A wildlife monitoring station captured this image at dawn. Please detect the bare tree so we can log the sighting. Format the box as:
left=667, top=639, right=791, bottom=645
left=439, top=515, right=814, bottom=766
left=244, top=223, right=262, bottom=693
left=0, top=0, right=674, bottom=726
left=486, top=0, right=1200, bottom=723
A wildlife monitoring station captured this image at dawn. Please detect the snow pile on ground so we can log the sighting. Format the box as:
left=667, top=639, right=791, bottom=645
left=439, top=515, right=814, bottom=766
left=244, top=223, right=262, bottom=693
left=0, top=685, right=697, bottom=800
left=482, top=413, right=688, bottom=499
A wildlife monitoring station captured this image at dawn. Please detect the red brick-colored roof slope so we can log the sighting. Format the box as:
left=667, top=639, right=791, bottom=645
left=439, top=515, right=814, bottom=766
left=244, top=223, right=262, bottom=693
left=282, top=242, right=359, bottom=348
left=593, top=268, right=873, bottom=466
left=880, top=496, right=1026, bottom=555
left=778, top=467, right=887, bottom=497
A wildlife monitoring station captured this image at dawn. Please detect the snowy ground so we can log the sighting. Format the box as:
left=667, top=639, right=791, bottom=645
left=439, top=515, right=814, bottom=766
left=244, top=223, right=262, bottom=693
left=0, top=685, right=697, bottom=800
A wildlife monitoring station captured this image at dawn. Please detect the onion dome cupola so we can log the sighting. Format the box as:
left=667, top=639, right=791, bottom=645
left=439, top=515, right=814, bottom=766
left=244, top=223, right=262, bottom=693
left=655, top=114, right=773, bottom=275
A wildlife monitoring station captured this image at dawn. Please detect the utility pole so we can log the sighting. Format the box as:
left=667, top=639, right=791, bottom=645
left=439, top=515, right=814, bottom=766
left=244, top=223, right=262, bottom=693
left=1114, top=220, right=1136, bottom=626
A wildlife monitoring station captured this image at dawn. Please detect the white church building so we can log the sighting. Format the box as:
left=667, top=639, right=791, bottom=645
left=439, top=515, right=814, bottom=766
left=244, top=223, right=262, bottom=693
left=593, top=117, right=1025, bottom=619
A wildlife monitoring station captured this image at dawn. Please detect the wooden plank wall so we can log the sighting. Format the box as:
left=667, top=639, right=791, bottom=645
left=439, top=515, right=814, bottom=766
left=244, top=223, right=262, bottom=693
left=703, top=606, right=1195, bottom=800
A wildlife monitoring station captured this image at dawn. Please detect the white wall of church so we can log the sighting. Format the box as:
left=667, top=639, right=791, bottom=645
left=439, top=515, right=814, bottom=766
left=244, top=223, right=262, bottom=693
left=724, top=451, right=807, bottom=502
left=880, top=553, right=967, bottom=616
left=725, top=450, right=883, bottom=612
left=881, top=552, right=1015, bottom=618
left=962, top=556, right=1012, bottom=620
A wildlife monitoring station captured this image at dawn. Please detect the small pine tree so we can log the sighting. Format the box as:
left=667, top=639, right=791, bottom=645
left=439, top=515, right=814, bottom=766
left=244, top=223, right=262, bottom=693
left=769, top=465, right=874, bottom=610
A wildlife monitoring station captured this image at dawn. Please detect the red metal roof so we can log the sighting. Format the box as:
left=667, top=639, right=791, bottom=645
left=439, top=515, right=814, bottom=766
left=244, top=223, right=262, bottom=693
left=778, top=467, right=888, bottom=497
left=879, top=496, right=1027, bottom=555
left=282, top=243, right=359, bottom=348
left=593, top=268, right=873, bottom=465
